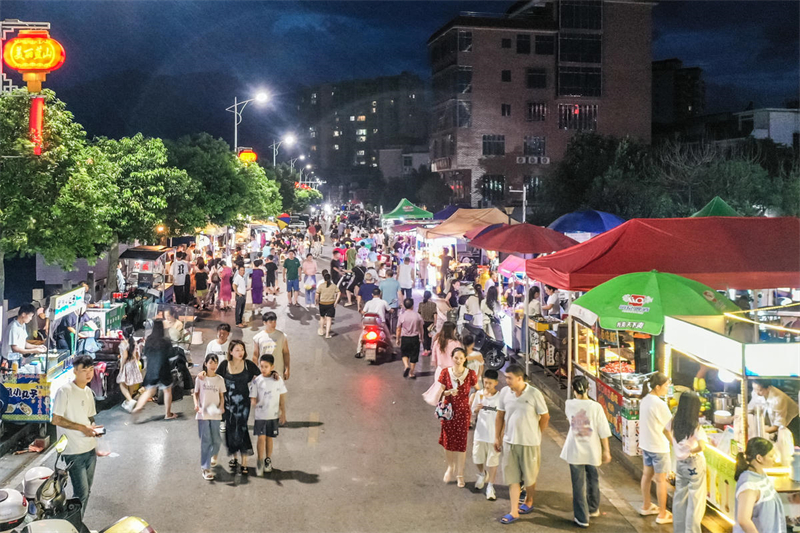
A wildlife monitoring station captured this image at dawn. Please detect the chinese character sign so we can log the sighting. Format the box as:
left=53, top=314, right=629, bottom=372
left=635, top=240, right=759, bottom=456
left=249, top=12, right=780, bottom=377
left=2, top=30, right=65, bottom=72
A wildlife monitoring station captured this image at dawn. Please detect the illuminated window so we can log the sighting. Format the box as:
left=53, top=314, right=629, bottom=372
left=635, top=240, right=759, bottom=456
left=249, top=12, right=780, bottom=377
left=357, top=136, right=366, bottom=143
left=357, top=115, right=366, bottom=121
left=350, top=116, right=355, bottom=121
left=526, top=102, right=547, bottom=122
left=334, top=144, right=340, bottom=150
left=311, top=145, right=317, bottom=151
left=481, top=175, right=505, bottom=203
left=372, top=107, right=377, bottom=113
left=356, top=129, right=367, bottom=135
left=310, top=131, right=316, bottom=138
left=409, top=94, right=416, bottom=99
left=356, top=150, right=365, bottom=156
left=373, top=128, right=378, bottom=133
left=333, top=131, right=340, bottom=137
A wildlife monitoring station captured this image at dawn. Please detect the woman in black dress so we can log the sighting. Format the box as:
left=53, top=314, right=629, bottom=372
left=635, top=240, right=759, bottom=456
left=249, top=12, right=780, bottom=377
left=217, top=340, right=260, bottom=475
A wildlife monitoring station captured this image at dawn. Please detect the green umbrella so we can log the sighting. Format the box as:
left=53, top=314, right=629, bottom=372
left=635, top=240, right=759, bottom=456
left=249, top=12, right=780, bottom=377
left=569, top=270, right=740, bottom=335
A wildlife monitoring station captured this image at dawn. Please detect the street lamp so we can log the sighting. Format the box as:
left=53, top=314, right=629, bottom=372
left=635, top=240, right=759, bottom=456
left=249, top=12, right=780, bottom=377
left=226, top=92, right=268, bottom=153
left=289, top=154, right=305, bottom=173
left=269, top=134, right=296, bottom=167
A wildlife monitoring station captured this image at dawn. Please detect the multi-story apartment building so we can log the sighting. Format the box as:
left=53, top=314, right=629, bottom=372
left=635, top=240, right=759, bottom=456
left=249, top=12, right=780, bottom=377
left=427, top=0, right=652, bottom=209
left=652, top=58, right=706, bottom=127
left=295, top=72, right=428, bottom=188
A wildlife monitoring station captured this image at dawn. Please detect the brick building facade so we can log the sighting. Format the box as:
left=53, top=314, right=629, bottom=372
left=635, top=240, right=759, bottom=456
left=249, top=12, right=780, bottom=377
left=428, top=0, right=652, bottom=210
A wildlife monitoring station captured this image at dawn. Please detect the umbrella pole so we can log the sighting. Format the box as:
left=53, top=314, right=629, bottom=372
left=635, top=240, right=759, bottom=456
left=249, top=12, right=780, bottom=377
left=567, top=316, right=573, bottom=398
left=524, top=275, right=530, bottom=378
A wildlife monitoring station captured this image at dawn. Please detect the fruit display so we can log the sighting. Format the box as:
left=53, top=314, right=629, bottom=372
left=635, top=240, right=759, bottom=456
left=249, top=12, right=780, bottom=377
left=600, top=361, right=635, bottom=374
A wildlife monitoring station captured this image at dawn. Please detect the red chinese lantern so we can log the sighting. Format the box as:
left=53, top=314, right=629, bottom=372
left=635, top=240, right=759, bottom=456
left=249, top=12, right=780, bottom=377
left=238, top=149, right=257, bottom=163
left=2, top=30, right=66, bottom=92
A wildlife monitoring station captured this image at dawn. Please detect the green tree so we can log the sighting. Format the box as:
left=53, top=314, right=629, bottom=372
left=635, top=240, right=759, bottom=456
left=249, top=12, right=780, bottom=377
left=93, top=134, right=200, bottom=291
left=0, top=89, right=113, bottom=301
left=293, top=188, right=323, bottom=212
left=267, top=164, right=298, bottom=213
left=165, top=133, right=281, bottom=228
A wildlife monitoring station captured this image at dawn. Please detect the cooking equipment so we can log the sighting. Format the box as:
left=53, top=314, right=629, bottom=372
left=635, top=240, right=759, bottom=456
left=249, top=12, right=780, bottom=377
left=711, top=392, right=735, bottom=413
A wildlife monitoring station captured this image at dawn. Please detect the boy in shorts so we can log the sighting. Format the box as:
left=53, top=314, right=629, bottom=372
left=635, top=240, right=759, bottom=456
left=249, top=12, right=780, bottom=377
left=250, top=354, right=287, bottom=476
left=264, top=255, right=278, bottom=299
left=472, top=369, right=501, bottom=500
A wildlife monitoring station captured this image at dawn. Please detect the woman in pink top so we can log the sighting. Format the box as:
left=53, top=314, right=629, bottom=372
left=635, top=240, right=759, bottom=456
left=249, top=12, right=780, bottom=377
left=422, top=321, right=461, bottom=405
left=218, top=264, right=233, bottom=310
left=302, top=253, right=318, bottom=306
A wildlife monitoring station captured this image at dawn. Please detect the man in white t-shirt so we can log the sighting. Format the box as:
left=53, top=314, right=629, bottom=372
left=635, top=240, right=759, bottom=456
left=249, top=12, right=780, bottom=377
left=357, top=288, right=393, bottom=357
left=205, top=323, right=231, bottom=356
left=397, top=256, right=415, bottom=300
left=472, top=369, right=501, bottom=501
left=171, top=252, right=190, bottom=304
left=495, top=364, right=550, bottom=524
left=3, top=303, right=46, bottom=362
left=51, top=356, right=100, bottom=516
left=252, top=312, right=290, bottom=381
left=232, top=266, right=248, bottom=328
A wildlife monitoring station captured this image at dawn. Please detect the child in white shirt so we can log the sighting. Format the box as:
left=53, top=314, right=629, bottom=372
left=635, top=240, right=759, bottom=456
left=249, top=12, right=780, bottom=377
left=471, top=369, right=501, bottom=501
left=249, top=354, right=287, bottom=476
left=193, top=353, right=226, bottom=481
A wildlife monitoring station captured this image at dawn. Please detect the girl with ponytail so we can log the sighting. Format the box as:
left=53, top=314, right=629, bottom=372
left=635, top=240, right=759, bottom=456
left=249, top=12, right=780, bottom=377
left=734, top=437, right=785, bottom=533
left=638, top=372, right=673, bottom=524
left=667, top=392, right=707, bottom=533
left=560, top=375, right=612, bottom=527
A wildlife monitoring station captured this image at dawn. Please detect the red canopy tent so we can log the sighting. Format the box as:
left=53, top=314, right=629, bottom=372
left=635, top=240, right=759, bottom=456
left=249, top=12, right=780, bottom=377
left=470, top=223, right=578, bottom=255
left=464, top=223, right=506, bottom=240
left=525, top=217, right=800, bottom=291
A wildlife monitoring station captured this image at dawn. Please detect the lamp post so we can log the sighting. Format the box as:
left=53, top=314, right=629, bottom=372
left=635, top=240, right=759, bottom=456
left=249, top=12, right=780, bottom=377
left=270, top=134, right=296, bottom=167
left=225, top=92, right=268, bottom=153
left=289, top=154, right=305, bottom=173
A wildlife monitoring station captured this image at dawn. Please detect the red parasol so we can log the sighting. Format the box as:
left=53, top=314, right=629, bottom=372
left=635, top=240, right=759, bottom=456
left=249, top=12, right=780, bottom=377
left=469, top=223, right=578, bottom=255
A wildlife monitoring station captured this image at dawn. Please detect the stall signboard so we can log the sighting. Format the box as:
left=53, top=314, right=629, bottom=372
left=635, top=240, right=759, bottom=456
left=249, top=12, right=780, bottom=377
left=2, top=374, right=50, bottom=422
left=596, top=378, right=623, bottom=438
left=704, top=448, right=736, bottom=518
left=131, top=260, right=157, bottom=274
left=50, top=287, right=85, bottom=321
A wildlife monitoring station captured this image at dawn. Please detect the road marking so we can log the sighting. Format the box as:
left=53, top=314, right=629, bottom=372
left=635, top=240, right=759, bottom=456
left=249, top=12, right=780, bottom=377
left=308, top=411, right=320, bottom=445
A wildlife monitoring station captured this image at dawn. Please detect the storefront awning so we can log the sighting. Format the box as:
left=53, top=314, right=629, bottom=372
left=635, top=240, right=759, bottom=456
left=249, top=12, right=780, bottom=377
left=526, top=217, right=800, bottom=291
left=420, top=208, right=515, bottom=239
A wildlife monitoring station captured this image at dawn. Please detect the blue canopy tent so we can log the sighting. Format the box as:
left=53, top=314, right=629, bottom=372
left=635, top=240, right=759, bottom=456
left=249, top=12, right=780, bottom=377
left=434, top=205, right=462, bottom=220
left=548, top=209, right=625, bottom=236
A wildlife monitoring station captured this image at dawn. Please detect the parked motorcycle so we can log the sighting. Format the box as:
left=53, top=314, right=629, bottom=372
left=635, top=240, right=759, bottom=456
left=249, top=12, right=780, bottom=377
left=462, top=323, right=506, bottom=371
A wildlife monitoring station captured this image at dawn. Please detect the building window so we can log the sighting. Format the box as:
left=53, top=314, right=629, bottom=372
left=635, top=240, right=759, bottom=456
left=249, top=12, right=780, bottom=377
left=409, top=94, right=416, bottom=99
left=501, top=38, right=512, bottom=49
left=558, top=103, right=598, bottom=130
left=373, top=128, right=378, bottom=133
left=356, top=129, right=367, bottom=135
left=357, top=150, right=365, bottom=156
left=501, top=104, right=512, bottom=116
left=334, top=144, right=340, bottom=150
left=372, top=101, right=377, bottom=106
left=311, top=93, right=317, bottom=105
left=403, top=155, right=413, bottom=173
left=310, top=131, right=316, bottom=138
left=372, top=107, right=377, bottom=114
left=560, top=0, right=602, bottom=30
left=333, top=131, right=340, bottom=137
left=447, top=134, right=455, bottom=156
left=526, top=102, right=547, bottom=122
left=458, top=30, right=473, bottom=52
left=457, top=66, right=473, bottom=94
left=526, top=68, right=547, bottom=89
left=482, top=135, right=505, bottom=156
left=349, top=116, right=355, bottom=121
left=559, top=34, right=601, bottom=63
left=516, top=34, right=531, bottom=54
left=558, top=66, right=602, bottom=97
left=357, top=115, right=366, bottom=121
left=501, top=70, right=512, bottom=82
left=356, top=136, right=366, bottom=143
left=523, top=136, right=546, bottom=156
left=481, top=175, right=506, bottom=203
left=524, top=176, right=542, bottom=200
left=458, top=100, right=472, bottom=128
left=535, top=35, right=555, bottom=55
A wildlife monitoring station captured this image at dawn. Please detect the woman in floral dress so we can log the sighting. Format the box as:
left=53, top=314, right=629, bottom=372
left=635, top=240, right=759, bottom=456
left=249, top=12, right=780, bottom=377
left=436, top=347, right=477, bottom=488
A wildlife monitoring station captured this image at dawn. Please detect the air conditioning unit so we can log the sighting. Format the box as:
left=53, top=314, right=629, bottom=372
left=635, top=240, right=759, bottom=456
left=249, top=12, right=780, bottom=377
left=515, top=156, right=527, bottom=164
left=527, top=156, right=539, bottom=164
left=540, top=157, right=551, bottom=165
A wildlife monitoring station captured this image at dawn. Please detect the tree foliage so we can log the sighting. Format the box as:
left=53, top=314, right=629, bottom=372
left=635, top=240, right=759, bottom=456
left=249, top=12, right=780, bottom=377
left=293, top=188, right=323, bottom=212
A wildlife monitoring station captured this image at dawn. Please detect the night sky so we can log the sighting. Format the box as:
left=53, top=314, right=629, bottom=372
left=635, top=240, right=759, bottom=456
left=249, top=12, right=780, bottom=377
left=2, top=1, right=798, bottom=156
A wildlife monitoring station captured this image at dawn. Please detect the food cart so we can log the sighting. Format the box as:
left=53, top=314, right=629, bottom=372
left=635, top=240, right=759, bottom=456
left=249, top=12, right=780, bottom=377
left=84, top=301, right=125, bottom=336
left=664, top=312, right=800, bottom=529
left=120, top=245, right=174, bottom=303
left=1, top=287, right=86, bottom=426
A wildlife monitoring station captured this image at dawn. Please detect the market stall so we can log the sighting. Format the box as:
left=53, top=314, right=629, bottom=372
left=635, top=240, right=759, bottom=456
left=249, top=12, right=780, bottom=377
left=120, top=246, right=174, bottom=303
left=2, top=287, right=86, bottom=424
left=663, top=311, right=800, bottom=528
left=382, top=198, right=433, bottom=221
left=567, top=271, right=739, bottom=443
left=691, top=196, right=741, bottom=217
